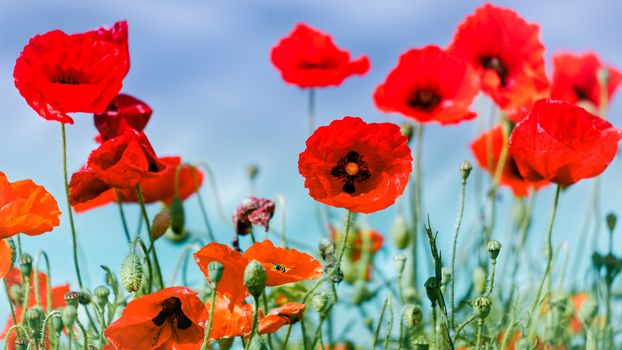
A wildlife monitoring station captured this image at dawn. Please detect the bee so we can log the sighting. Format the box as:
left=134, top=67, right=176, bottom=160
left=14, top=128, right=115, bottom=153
left=273, top=264, right=287, bottom=273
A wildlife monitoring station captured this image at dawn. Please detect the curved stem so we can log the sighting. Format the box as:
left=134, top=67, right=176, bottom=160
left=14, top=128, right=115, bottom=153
left=61, top=124, right=83, bottom=289
left=372, top=296, right=389, bottom=348
left=485, top=259, right=497, bottom=297
left=200, top=284, right=217, bottom=350
left=455, top=314, right=476, bottom=338
left=244, top=297, right=260, bottom=350
left=136, top=185, right=164, bottom=290
left=450, top=176, right=467, bottom=329
left=39, top=311, right=61, bottom=348
left=197, top=162, right=230, bottom=227
left=383, top=296, right=393, bottom=350
left=33, top=251, right=52, bottom=312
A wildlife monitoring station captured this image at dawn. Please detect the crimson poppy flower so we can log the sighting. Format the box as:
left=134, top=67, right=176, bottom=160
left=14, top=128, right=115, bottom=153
left=448, top=4, right=549, bottom=111
left=233, top=197, right=276, bottom=235
left=13, top=21, right=129, bottom=124
left=104, top=286, right=207, bottom=350
left=0, top=172, right=61, bottom=238
left=0, top=240, right=12, bottom=279
left=471, top=125, right=546, bottom=196
left=194, top=243, right=249, bottom=306
left=95, top=93, right=153, bottom=141
left=298, top=116, right=412, bottom=213
left=243, top=240, right=323, bottom=286
left=257, top=302, right=305, bottom=335
left=509, top=99, right=622, bottom=186
left=373, top=45, right=480, bottom=125
left=551, top=52, right=622, bottom=111
left=205, top=295, right=255, bottom=341
left=270, top=23, right=370, bottom=88
left=69, top=130, right=165, bottom=204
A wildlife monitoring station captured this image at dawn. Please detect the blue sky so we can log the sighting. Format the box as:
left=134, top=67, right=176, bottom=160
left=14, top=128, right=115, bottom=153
left=1, top=0, right=622, bottom=341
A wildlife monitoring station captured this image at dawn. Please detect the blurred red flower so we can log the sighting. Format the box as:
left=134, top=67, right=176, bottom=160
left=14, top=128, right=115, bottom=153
left=298, top=117, right=412, bottom=213
left=374, top=45, right=480, bottom=125
left=0, top=240, right=12, bottom=279
left=104, top=286, right=207, bottom=350
left=257, top=302, right=305, bottom=335
left=95, top=93, right=153, bottom=141
left=0, top=172, right=61, bottom=238
left=509, top=99, right=622, bottom=186
left=271, top=23, right=370, bottom=88
left=471, top=125, right=546, bottom=196
left=13, top=21, right=129, bottom=124
left=205, top=295, right=255, bottom=341
left=551, top=52, right=622, bottom=111
left=449, top=4, right=549, bottom=111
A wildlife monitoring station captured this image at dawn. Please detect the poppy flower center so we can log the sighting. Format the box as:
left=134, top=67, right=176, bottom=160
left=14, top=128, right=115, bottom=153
left=479, top=56, right=508, bottom=87
left=408, top=89, right=441, bottom=112
left=573, top=86, right=589, bottom=101
left=49, top=67, right=86, bottom=85
left=330, top=151, right=371, bottom=194
left=151, top=297, right=192, bottom=330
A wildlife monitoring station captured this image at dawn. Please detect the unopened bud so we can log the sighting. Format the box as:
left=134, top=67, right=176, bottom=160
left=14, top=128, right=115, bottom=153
left=391, top=215, right=409, bottom=249
left=94, top=286, right=110, bottom=308
left=402, top=304, right=423, bottom=328
left=460, top=160, right=473, bottom=181
left=487, top=240, right=502, bottom=260
left=51, top=313, right=64, bottom=334
left=247, top=164, right=259, bottom=180
left=424, top=277, right=440, bottom=306
left=169, top=198, right=185, bottom=235
left=318, top=239, right=335, bottom=260
left=208, top=261, right=224, bottom=285
left=61, top=306, right=78, bottom=328
left=120, top=252, right=143, bottom=293
left=151, top=209, right=171, bottom=240
left=78, top=291, right=92, bottom=305
left=64, top=291, right=80, bottom=307
left=393, top=255, right=406, bottom=274
left=400, top=123, right=414, bottom=142
left=471, top=296, right=492, bottom=319
left=606, top=212, right=617, bottom=234
left=25, top=306, right=44, bottom=332
left=311, top=291, right=330, bottom=314
left=19, top=253, right=32, bottom=276
left=244, top=260, right=266, bottom=299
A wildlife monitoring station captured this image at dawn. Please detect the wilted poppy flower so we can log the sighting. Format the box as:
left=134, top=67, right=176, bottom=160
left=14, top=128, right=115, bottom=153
left=509, top=99, right=622, bottom=186
left=258, top=302, right=305, bottom=335
left=95, top=93, right=153, bottom=141
left=271, top=23, right=370, bottom=88
left=0, top=172, right=61, bottom=238
left=551, top=52, right=622, bottom=111
left=13, top=21, right=129, bottom=124
left=69, top=130, right=165, bottom=204
left=243, top=240, right=323, bottom=286
left=373, top=45, right=480, bottom=125
left=0, top=240, right=12, bottom=279
left=449, top=4, right=549, bottom=110
left=104, top=286, right=207, bottom=350
left=471, top=125, right=546, bottom=196
left=233, top=197, right=276, bottom=235
left=298, top=116, right=412, bottom=213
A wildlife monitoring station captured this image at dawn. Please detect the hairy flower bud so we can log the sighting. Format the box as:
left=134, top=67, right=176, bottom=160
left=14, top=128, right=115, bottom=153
left=311, top=291, right=330, bottom=314
left=471, top=296, right=492, bottom=319
left=169, top=198, right=186, bottom=235
left=120, top=252, right=143, bottom=293
left=244, top=260, right=266, bottom=299
left=393, top=254, right=407, bottom=274
left=487, top=240, right=502, bottom=260
left=208, top=261, right=225, bottom=285
left=151, top=209, right=171, bottom=241
left=402, top=304, right=423, bottom=328
left=19, top=253, right=32, bottom=276
left=61, top=305, right=78, bottom=328
left=391, top=215, right=409, bottom=249
left=25, top=306, right=44, bottom=332
left=460, top=160, right=473, bottom=181
left=94, top=286, right=110, bottom=308
left=51, top=313, right=64, bottom=334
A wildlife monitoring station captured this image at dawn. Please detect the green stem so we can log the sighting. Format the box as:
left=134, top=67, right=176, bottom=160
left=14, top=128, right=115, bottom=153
left=311, top=315, right=326, bottom=350
left=307, top=88, right=315, bottom=135
left=75, top=318, right=88, bottom=350
left=409, top=123, right=424, bottom=291
left=282, top=320, right=294, bottom=349
left=21, top=276, right=30, bottom=326
left=33, top=252, right=52, bottom=311
left=244, top=297, right=260, bottom=350
left=485, top=259, right=497, bottom=297
left=115, top=191, right=131, bottom=243
left=455, top=314, right=476, bottom=338
left=450, top=175, right=468, bottom=329
left=39, top=311, right=60, bottom=348
left=192, top=167, right=215, bottom=242
left=136, top=185, right=164, bottom=289
left=201, top=284, right=217, bottom=350
left=135, top=238, right=154, bottom=293
left=3, top=279, right=17, bottom=324
left=372, top=296, right=389, bottom=348
left=383, top=296, right=393, bottom=350
left=475, top=319, right=484, bottom=350
left=60, top=123, right=83, bottom=289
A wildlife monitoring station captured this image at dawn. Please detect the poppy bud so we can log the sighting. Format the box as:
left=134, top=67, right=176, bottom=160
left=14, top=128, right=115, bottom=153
left=460, top=160, right=473, bottom=181
left=19, top=253, right=32, bottom=276
left=208, top=261, right=224, bottom=285
left=217, top=338, right=234, bottom=350
left=606, top=212, right=617, bottom=234
left=120, top=252, right=143, bottom=293
left=391, top=215, right=409, bottom=249
left=94, top=285, right=110, bottom=308
left=424, top=277, right=441, bottom=307
left=412, top=336, right=430, bottom=350
left=78, top=291, right=92, bottom=305
left=311, top=291, right=330, bottom=314
left=487, top=240, right=502, bottom=260
left=400, top=122, right=414, bottom=142
left=164, top=227, right=190, bottom=244
left=246, top=164, right=259, bottom=181
left=402, top=304, right=423, bottom=328
left=471, top=296, right=492, bottom=319
left=10, top=284, right=23, bottom=304
left=51, top=313, right=64, bottom=334
left=244, top=260, right=267, bottom=299
left=473, top=266, right=487, bottom=294
left=25, top=306, right=44, bottom=332
left=7, top=239, right=16, bottom=265
left=151, top=209, right=171, bottom=241
left=393, top=254, right=407, bottom=274
left=14, top=338, right=28, bottom=350
left=351, top=280, right=373, bottom=305
left=61, top=305, right=78, bottom=328
left=64, top=291, right=80, bottom=307
left=169, top=198, right=185, bottom=235
left=592, top=252, right=604, bottom=271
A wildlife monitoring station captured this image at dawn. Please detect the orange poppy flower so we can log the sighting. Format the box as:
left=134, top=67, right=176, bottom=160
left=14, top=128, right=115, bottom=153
left=205, top=295, right=255, bottom=341
left=104, top=286, right=208, bottom=350
left=243, top=240, right=323, bottom=286
left=0, top=171, right=61, bottom=238
left=0, top=240, right=12, bottom=279
left=258, top=302, right=305, bottom=335
left=570, top=292, right=589, bottom=333
left=448, top=4, right=549, bottom=111
left=298, top=117, right=412, bottom=213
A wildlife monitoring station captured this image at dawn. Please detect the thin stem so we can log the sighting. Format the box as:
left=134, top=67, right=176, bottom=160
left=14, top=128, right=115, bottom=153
left=60, top=123, right=83, bottom=289
left=282, top=320, right=294, bottom=349
left=245, top=297, right=260, bottom=350
left=201, top=284, right=217, bottom=350
left=75, top=318, right=88, bottom=350
left=21, top=276, right=30, bottom=325
left=455, top=314, right=476, bottom=338
left=307, top=88, right=315, bottom=134
left=192, top=167, right=215, bottom=242
left=431, top=305, right=437, bottom=346
left=311, top=315, right=326, bottom=350
left=115, top=192, right=131, bottom=243
left=409, top=123, right=424, bottom=291
left=198, top=162, right=231, bottom=227
left=485, top=258, right=497, bottom=297
left=475, top=319, right=484, bottom=350
left=450, top=175, right=468, bottom=329
left=136, top=185, right=164, bottom=290
left=372, top=296, right=389, bottom=348
left=383, top=296, right=393, bottom=350
left=3, top=279, right=17, bottom=325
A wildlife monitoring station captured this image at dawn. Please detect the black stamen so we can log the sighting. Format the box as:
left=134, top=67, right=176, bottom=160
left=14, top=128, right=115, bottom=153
left=151, top=297, right=193, bottom=330
left=331, top=151, right=371, bottom=195
left=480, top=55, right=509, bottom=87
left=408, top=89, right=441, bottom=111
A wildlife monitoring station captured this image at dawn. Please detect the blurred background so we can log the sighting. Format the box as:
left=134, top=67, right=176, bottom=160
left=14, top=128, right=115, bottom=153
left=1, top=0, right=622, bottom=343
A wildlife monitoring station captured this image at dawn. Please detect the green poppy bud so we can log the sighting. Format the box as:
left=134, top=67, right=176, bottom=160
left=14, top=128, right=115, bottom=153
left=424, top=277, right=440, bottom=306
left=400, top=122, right=414, bottom=142
left=78, top=291, right=92, bottom=305
left=208, top=261, right=224, bottom=285
left=244, top=260, right=266, bottom=299
left=61, top=305, right=78, bottom=328
left=471, top=296, right=492, bottom=319
left=169, top=198, right=185, bottom=235
left=25, top=306, right=44, bottom=332
left=120, top=252, right=143, bottom=293
left=19, top=253, right=32, bottom=277
left=311, top=291, right=330, bottom=314
left=460, top=160, right=473, bottom=181
left=94, top=285, right=110, bottom=308
left=487, top=240, right=502, bottom=260
left=51, top=313, right=64, bottom=334
left=606, top=212, right=617, bottom=234
left=246, top=164, right=259, bottom=181
left=391, top=215, right=409, bottom=249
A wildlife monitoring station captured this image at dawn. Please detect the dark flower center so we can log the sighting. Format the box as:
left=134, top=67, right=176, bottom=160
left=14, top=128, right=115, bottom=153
left=330, top=151, right=371, bottom=194
left=49, top=67, right=85, bottom=85
left=573, top=86, right=589, bottom=101
left=151, top=297, right=193, bottom=330
left=408, top=89, right=441, bottom=112
left=480, top=56, right=508, bottom=87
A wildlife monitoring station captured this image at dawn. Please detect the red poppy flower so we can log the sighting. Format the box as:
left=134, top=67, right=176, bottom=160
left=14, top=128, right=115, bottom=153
left=551, top=52, right=622, bottom=111
left=194, top=243, right=249, bottom=306
left=270, top=23, right=370, bottom=88
left=104, top=286, right=207, bottom=350
left=69, top=130, right=165, bottom=204
left=509, top=99, right=622, bottom=186
left=0, top=240, right=12, bottom=279
left=205, top=295, right=255, bottom=341
left=298, top=116, right=412, bottom=213
left=448, top=4, right=549, bottom=111
left=95, top=93, right=153, bottom=141
left=570, top=292, right=589, bottom=333
left=329, top=226, right=383, bottom=262
left=13, top=21, right=129, bottom=124
left=373, top=45, right=480, bottom=125
left=243, top=240, right=323, bottom=286
left=471, top=125, right=546, bottom=196
left=257, top=302, right=305, bottom=335
left=0, top=172, right=61, bottom=238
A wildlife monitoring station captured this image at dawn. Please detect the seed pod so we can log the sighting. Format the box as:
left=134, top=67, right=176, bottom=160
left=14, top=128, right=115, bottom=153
left=607, top=212, right=617, bottom=234
left=208, top=261, right=224, bottom=285
left=391, top=215, right=409, bottom=249
left=61, top=305, right=78, bottom=328
left=19, top=253, right=32, bottom=277
left=471, top=296, right=492, bottom=319
left=120, top=252, right=143, bottom=293
left=151, top=209, right=171, bottom=241
left=487, top=240, right=502, bottom=260
left=244, top=260, right=266, bottom=299
left=400, top=122, right=414, bottom=142
left=78, top=291, right=92, bottom=305
left=169, top=198, right=185, bottom=235
left=460, top=160, right=473, bottom=181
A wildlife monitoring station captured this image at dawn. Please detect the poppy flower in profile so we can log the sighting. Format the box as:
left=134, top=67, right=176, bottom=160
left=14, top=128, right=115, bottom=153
left=13, top=21, right=129, bottom=124
left=449, top=4, right=549, bottom=111
left=471, top=125, right=546, bottom=196
left=205, top=295, right=254, bottom=341
left=243, top=240, right=323, bottom=286
left=551, top=52, right=622, bottom=111
left=233, top=197, right=276, bottom=235
left=0, top=240, right=12, bottom=279
left=95, top=93, right=153, bottom=141
left=373, top=45, right=480, bottom=125
left=257, top=302, right=305, bottom=335
left=509, top=99, right=622, bottom=186
left=0, top=172, right=61, bottom=238
left=298, top=116, right=412, bottom=213
left=68, top=130, right=165, bottom=204
left=270, top=23, right=370, bottom=88
left=104, top=286, right=207, bottom=350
